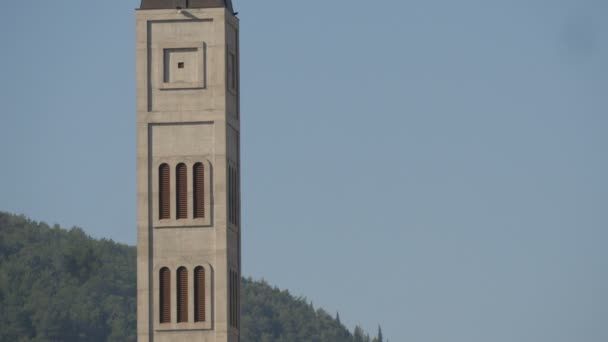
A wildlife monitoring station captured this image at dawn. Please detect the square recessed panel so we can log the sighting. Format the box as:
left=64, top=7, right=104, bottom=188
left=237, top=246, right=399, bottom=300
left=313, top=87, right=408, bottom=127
left=158, top=43, right=207, bottom=90
left=164, top=48, right=198, bottom=83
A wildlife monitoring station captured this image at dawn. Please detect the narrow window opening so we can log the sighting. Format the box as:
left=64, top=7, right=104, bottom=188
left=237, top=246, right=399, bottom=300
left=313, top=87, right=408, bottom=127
left=178, top=62, right=185, bottom=69
left=234, top=271, right=238, bottom=328
left=232, top=53, right=237, bottom=90
left=228, top=52, right=237, bottom=91
left=159, top=164, right=170, bottom=220
left=194, top=266, right=206, bottom=322
left=236, top=166, right=240, bottom=226
left=229, top=271, right=234, bottom=327
left=236, top=271, right=240, bottom=328
left=227, top=166, right=232, bottom=224
left=159, top=268, right=171, bottom=323
left=193, top=163, right=205, bottom=218
left=229, top=270, right=239, bottom=328
left=228, top=165, right=237, bottom=225
left=176, top=163, right=187, bottom=219
left=177, top=267, right=188, bottom=323
left=228, top=166, right=233, bottom=224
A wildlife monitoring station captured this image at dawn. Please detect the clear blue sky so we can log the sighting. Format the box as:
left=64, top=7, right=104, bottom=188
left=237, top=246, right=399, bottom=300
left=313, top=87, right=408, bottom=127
left=1, top=0, right=607, bottom=341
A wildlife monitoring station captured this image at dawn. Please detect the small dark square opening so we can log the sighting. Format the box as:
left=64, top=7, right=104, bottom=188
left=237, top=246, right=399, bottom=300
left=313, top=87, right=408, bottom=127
left=178, top=62, right=185, bottom=69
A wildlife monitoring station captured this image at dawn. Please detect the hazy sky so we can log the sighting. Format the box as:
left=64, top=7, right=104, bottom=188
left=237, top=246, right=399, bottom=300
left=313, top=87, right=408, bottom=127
left=1, top=0, right=607, bottom=341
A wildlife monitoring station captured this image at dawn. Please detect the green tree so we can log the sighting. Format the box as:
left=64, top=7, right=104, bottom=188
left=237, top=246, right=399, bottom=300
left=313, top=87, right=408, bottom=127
left=354, top=326, right=366, bottom=342
left=0, top=212, right=383, bottom=342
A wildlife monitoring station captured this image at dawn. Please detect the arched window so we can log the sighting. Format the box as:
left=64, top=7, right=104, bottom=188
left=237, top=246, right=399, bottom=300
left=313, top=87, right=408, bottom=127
left=177, top=267, right=188, bottom=323
left=159, top=164, right=171, bottom=220
left=193, top=163, right=205, bottom=219
left=159, top=267, right=171, bottom=323
left=194, top=266, right=206, bottom=322
left=176, top=163, right=188, bottom=220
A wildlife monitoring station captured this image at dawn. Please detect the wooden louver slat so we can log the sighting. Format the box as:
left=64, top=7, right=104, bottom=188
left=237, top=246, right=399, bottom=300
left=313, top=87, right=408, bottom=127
left=193, top=163, right=205, bottom=218
left=159, top=164, right=170, bottom=220
left=176, top=164, right=188, bottom=220
left=177, top=267, right=188, bottom=323
left=194, top=266, right=205, bottom=322
left=159, top=268, right=171, bottom=323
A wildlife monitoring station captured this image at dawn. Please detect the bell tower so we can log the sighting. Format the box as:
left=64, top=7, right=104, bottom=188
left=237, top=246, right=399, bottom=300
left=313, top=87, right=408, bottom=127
left=135, top=1, right=241, bottom=341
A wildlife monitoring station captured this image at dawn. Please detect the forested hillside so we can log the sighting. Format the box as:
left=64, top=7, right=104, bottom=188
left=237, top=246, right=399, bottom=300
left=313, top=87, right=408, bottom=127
left=0, top=212, right=384, bottom=342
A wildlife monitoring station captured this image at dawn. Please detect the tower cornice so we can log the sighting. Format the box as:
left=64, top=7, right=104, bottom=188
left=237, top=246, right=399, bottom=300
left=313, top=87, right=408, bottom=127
left=140, top=0, right=234, bottom=13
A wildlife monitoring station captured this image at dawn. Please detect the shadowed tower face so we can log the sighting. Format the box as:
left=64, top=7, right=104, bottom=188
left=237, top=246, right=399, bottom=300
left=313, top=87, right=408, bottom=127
left=135, top=1, right=241, bottom=341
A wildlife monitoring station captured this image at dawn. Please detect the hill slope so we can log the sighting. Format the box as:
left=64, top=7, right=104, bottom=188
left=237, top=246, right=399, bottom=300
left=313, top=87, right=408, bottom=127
left=0, top=212, right=382, bottom=342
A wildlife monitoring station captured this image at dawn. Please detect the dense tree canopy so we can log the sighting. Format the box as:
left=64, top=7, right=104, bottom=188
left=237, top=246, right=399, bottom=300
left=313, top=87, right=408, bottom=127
left=0, top=212, right=384, bottom=341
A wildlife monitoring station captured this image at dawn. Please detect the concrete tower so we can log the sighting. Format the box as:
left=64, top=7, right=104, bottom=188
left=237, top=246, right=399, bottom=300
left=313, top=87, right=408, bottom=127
left=136, top=1, right=240, bottom=341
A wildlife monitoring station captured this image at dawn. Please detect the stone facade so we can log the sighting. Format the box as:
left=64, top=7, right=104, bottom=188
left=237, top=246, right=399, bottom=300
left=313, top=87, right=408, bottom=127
left=136, top=6, right=240, bottom=342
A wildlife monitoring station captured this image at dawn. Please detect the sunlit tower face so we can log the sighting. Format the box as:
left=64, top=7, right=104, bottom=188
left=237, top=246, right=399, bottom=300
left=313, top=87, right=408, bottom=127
left=135, top=1, right=241, bottom=341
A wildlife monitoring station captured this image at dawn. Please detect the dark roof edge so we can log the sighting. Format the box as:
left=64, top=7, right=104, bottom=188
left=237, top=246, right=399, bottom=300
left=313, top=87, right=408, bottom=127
left=140, top=0, right=234, bottom=13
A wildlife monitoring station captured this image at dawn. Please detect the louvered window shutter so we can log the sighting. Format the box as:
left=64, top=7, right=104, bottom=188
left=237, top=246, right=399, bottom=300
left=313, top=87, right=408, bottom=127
left=193, top=163, right=205, bottom=218
left=229, top=165, right=236, bottom=225
left=233, top=271, right=237, bottom=327
left=177, top=267, right=188, bottom=322
left=159, top=164, right=170, bottom=220
left=227, top=166, right=232, bottom=224
left=229, top=270, right=238, bottom=327
left=232, top=167, right=236, bottom=224
left=159, top=268, right=171, bottom=323
left=237, top=271, right=240, bottom=328
left=236, top=167, right=240, bottom=226
left=194, top=266, right=206, bottom=322
left=176, top=164, right=188, bottom=219
left=229, top=271, right=233, bottom=326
